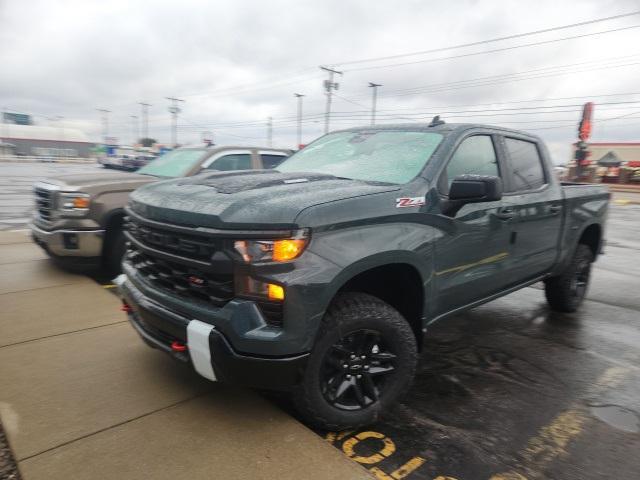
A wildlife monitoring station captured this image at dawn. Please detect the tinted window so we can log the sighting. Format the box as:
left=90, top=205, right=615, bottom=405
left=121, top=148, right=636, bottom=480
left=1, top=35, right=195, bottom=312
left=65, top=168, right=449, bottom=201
left=442, top=136, right=498, bottom=194
left=137, top=149, right=207, bottom=177
left=261, top=154, right=287, bottom=169
left=207, top=153, right=252, bottom=171
left=504, top=138, right=546, bottom=191
left=278, top=130, right=443, bottom=184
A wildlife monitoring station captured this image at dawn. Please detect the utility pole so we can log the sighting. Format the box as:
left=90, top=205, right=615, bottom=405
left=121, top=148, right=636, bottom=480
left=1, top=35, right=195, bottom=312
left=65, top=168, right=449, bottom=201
left=138, top=102, right=151, bottom=140
left=166, top=97, right=185, bottom=147
left=267, top=116, right=273, bottom=147
left=130, top=115, right=139, bottom=145
left=368, top=82, right=382, bottom=125
left=294, top=93, right=304, bottom=148
left=320, top=66, right=342, bottom=134
left=96, top=109, right=111, bottom=144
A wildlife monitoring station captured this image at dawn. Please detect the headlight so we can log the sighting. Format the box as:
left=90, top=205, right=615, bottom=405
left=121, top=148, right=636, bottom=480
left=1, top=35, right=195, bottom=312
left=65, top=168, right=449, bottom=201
left=58, top=192, right=91, bottom=217
left=234, top=230, right=309, bottom=263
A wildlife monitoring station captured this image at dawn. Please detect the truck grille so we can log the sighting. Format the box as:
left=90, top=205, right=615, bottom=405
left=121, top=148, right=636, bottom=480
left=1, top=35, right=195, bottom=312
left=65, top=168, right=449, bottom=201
left=126, top=244, right=234, bottom=307
left=127, top=214, right=220, bottom=261
left=34, top=185, right=54, bottom=222
left=125, top=210, right=284, bottom=327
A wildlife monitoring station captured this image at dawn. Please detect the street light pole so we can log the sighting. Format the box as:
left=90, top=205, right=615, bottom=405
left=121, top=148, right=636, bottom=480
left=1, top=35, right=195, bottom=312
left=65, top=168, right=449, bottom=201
left=138, top=102, right=151, bottom=140
left=267, top=116, right=273, bottom=147
left=166, top=97, right=185, bottom=147
left=368, top=83, right=382, bottom=125
left=294, top=93, right=304, bottom=148
left=320, top=66, right=342, bottom=134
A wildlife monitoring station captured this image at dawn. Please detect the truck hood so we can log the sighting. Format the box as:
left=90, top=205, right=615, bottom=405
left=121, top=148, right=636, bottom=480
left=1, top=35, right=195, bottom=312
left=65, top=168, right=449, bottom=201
left=129, top=170, right=399, bottom=229
left=39, top=171, right=155, bottom=194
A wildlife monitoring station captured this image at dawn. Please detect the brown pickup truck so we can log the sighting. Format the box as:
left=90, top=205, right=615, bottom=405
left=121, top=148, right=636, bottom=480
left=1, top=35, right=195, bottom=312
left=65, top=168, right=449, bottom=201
left=30, top=145, right=291, bottom=273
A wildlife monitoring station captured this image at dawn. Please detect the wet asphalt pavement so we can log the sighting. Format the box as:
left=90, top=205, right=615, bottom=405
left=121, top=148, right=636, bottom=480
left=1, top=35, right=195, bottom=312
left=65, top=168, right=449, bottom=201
left=2, top=161, right=639, bottom=480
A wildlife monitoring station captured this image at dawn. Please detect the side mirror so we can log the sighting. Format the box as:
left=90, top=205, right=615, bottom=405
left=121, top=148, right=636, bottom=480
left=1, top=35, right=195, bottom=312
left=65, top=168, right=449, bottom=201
left=442, top=174, right=502, bottom=216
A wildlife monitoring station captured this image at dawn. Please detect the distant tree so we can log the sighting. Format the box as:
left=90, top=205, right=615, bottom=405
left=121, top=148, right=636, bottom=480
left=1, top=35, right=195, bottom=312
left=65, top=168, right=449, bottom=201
left=139, top=138, right=157, bottom=148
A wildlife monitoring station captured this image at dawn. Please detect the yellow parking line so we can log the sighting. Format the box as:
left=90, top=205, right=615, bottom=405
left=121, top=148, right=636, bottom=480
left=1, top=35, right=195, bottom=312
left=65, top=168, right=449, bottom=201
left=342, top=431, right=396, bottom=464
left=102, top=284, right=117, bottom=289
left=490, top=366, right=629, bottom=479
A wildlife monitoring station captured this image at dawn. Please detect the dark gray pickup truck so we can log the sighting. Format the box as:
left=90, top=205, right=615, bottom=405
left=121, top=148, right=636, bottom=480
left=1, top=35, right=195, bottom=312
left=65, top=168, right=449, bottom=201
left=117, top=122, right=609, bottom=429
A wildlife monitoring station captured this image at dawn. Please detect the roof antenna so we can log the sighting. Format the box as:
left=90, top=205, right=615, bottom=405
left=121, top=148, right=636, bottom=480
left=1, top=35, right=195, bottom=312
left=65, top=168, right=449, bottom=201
left=429, top=115, right=445, bottom=127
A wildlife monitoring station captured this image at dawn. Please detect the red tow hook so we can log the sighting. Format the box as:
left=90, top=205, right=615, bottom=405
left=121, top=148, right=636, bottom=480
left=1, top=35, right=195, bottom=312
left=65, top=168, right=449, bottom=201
left=120, top=302, right=133, bottom=313
left=171, top=341, right=188, bottom=352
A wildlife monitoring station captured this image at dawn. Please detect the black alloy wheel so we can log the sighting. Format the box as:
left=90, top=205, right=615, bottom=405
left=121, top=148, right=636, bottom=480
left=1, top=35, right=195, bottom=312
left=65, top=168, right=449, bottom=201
left=321, top=329, right=396, bottom=410
left=544, top=243, right=594, bottom=313
left=293, top=293, right=417, bottom=430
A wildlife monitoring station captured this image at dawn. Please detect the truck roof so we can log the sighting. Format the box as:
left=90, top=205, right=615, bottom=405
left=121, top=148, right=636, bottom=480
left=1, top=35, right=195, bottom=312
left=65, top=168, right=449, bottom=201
left=337, top=122, right=542, bottom=140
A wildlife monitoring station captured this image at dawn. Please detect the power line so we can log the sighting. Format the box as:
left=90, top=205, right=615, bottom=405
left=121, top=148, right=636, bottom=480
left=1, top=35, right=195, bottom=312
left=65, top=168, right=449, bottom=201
left=161, top=90, right=640, bottom=129
left=171, top=101, right=640, bottom=131
left=346, top=54, right=640, bottom=99
left=138, top=102, right=151, bottom=139
left=342, top=24, right=640, bottom=72
left=329, top=11, right=640, bottom=67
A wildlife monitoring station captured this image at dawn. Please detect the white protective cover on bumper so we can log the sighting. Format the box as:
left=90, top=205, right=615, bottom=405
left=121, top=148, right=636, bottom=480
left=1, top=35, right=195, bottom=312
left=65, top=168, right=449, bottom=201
left=187, top=320, right=217, bottom=381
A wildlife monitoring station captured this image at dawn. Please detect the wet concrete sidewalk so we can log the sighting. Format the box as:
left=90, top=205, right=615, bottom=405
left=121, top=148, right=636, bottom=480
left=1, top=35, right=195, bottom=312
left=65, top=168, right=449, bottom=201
left=0, top=231, right=369, bottom=480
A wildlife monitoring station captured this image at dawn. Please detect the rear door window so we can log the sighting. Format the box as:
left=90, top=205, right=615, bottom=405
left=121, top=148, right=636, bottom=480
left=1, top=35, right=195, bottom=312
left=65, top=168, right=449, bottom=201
left=504, top=138, right=546, bottom=191
left=206, top=153, right=252, bottom=171
left=261, top=154, right=288, bottom=169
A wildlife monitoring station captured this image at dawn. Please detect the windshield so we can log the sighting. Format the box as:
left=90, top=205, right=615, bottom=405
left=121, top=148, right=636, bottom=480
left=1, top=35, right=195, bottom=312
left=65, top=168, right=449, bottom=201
left=277, top=130, right=443, bottom=184
left=137, top=149, right=207, bottom=177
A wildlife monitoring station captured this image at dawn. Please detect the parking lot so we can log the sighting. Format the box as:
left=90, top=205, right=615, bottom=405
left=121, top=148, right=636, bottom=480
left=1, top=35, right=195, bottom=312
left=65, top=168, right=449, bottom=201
left=1, top=161, right=639, bottom=480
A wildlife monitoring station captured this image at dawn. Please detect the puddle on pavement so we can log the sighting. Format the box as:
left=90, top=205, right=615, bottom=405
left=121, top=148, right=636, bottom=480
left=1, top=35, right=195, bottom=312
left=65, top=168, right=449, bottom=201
left=590, top=405, right=640, bottom=433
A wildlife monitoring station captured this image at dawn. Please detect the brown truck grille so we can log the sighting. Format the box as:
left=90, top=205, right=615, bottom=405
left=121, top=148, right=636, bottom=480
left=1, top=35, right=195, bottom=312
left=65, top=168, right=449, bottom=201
left=34, top=185, right=54, bottom=222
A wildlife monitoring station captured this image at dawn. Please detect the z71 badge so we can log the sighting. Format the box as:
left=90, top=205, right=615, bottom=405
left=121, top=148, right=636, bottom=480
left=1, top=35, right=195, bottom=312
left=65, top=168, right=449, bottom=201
left=396, top=197, right=425, bottom=208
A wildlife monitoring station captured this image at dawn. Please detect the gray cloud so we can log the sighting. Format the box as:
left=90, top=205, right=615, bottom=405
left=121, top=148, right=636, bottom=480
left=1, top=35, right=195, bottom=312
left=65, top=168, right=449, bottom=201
left=1, top=0, right=639, bottom=162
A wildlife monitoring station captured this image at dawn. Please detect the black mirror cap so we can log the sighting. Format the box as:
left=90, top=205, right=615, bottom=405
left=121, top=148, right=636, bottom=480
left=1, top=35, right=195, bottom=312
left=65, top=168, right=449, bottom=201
left=448, top=175, right=502, bottom=202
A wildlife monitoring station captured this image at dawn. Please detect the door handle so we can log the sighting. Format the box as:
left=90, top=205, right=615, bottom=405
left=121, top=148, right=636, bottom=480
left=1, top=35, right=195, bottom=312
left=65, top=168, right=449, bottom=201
left=495, top=207, right=515, bottom=220
left=549, top=205, right=562, bottom=214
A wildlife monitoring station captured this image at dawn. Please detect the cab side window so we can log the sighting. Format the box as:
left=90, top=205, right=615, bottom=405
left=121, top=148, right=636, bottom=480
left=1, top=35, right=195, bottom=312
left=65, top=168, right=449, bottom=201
left=503, top=138, right=546, bottom=191
left=441, top=135, right=499, bottom=195
left=206, top=153, right=252, bottom=171
left=261, top=154, right=288, bottom=169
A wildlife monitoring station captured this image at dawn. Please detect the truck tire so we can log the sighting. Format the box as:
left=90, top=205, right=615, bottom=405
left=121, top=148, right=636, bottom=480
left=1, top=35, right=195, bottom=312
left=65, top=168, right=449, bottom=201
left=293, top=293, right=417, bottom=430
left=103, top=227, right=126, bottom=276
left=544, top=244, right=594, bottom=313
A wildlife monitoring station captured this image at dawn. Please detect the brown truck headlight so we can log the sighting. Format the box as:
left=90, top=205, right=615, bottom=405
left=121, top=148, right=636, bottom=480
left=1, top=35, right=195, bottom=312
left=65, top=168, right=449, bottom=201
left=233, top=230, right=309, bottom=263
left=58, top=192, right=91, bottom=217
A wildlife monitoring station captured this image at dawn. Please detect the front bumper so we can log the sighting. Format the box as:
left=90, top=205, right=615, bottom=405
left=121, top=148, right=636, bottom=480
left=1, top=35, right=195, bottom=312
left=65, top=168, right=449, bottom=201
left=30, top=223, right=104, bottom=257
left=116, top=275, right=309, bottom=390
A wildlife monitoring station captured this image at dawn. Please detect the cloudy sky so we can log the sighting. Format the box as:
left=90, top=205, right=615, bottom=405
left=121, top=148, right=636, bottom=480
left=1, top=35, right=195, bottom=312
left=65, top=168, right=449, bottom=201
left=1, top=0, right=639, bottom=162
